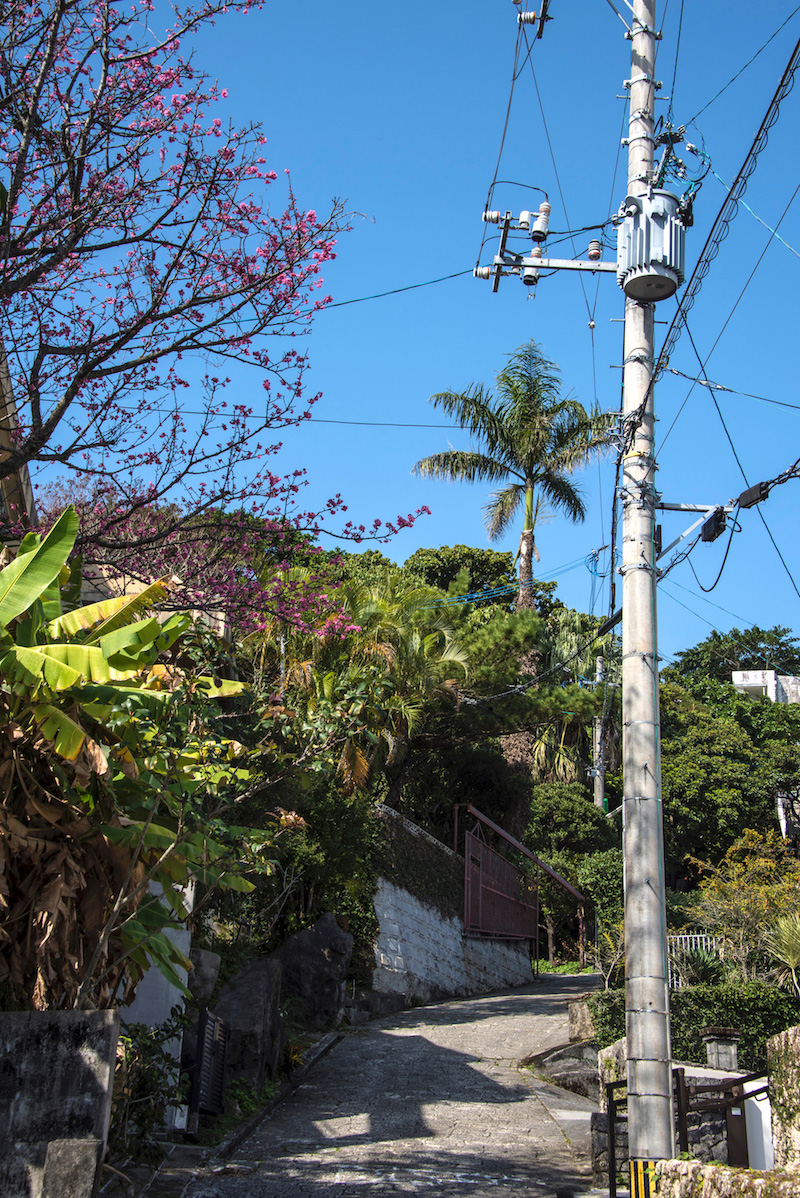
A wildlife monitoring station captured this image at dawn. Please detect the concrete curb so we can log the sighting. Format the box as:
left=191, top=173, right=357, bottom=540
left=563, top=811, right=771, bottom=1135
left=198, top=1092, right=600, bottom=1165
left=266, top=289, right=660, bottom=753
left=137, top=1030, right=344, bottom=1196
left=212, top=1030, right=344, bottom=1162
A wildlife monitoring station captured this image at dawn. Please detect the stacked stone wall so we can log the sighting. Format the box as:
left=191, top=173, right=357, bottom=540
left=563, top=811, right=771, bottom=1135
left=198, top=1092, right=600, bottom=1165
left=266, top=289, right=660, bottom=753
left=372, top=876, right=533, bottom=1001
left=653, top=1159, right=800, bottom=1197
left=767, top=1023, right=800, bottom=1168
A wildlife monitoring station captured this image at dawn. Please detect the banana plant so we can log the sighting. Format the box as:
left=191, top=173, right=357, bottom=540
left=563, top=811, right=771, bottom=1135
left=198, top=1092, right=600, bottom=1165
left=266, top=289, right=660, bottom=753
left=0, top=507, right=273, bottom=1011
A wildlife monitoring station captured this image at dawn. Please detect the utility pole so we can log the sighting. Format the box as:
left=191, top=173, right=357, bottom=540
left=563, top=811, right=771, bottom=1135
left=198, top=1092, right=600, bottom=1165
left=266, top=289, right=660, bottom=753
left=620, top=0, right=675, bottom=1172
left=592, top=655, right=605, bottom=810
left=475, top=0, right=683, bottom=1174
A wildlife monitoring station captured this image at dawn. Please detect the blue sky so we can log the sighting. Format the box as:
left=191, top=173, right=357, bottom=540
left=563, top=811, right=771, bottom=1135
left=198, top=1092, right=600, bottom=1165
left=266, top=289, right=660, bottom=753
left=188, top=0, right=800, bottom=664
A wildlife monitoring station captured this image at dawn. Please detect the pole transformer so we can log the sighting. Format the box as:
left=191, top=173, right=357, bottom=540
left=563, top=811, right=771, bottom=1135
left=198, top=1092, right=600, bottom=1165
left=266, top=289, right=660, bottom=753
left=621, top=0, right=674, bottom=1169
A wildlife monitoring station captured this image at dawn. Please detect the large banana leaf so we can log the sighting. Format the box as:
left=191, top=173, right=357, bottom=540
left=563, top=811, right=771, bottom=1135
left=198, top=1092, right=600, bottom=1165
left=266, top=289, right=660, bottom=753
left=0, top=508, right=79, bottom=629
left=74, top=682, right=176, bottom=721
left=0, top=644, right=83, bottom=693
left=95, top=617, right=164, bottom=662
left=46, top=578, right=173, bottom=642
left=34, top=643, right=143, bottom=684
left=32, top=703, right=97, bottom=764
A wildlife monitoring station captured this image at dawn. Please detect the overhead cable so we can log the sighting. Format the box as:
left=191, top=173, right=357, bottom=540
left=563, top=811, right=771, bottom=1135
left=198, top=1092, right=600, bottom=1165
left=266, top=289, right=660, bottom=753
left=688, top=5, right=800, bottom=122
left=652, top=34, right=800, bottom=389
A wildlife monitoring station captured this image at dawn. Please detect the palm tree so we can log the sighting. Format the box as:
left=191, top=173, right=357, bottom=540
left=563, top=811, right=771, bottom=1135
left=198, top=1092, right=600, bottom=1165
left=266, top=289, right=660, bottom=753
left=413, top=341, right=611, bottom=610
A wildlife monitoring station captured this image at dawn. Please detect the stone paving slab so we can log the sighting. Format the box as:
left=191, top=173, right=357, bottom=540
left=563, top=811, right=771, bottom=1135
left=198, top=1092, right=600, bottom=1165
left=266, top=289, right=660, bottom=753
left=185, top=974, right=604, bottom=1198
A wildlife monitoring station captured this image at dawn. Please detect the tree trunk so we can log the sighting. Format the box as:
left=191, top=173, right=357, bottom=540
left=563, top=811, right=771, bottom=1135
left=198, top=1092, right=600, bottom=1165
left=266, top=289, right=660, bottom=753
left=546, top=913, right=556, bottom=964
left=517, top=528, right=535, bottom=611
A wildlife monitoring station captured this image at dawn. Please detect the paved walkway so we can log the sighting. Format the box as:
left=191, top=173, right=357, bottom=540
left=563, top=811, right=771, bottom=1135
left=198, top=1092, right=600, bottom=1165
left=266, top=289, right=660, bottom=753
left=185, top=974, right=603, bottom=1198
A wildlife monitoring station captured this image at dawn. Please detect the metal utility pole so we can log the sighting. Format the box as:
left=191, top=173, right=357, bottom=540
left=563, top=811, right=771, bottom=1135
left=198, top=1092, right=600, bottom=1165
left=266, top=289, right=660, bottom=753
left=621, top=0, right=674, bottom=1170
left=592, top=655, right=605, bottom=811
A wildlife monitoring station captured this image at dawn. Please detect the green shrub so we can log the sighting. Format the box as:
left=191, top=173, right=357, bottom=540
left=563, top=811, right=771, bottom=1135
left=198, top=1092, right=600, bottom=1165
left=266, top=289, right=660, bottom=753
left=109, top=1008, right=189, bottom=1165
left=589, top=982, right=800, bottom=1072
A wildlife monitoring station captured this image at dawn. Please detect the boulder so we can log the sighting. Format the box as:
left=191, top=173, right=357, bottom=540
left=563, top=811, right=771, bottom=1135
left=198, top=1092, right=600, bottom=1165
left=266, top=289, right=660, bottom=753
left=0, top=1010, right=118, bottom=1198
left=272, top=913, right=353, bottom=1029
left=189, top=948, right=221, bottom=1007
left=213, top=958, right=284, bottom=1094
left=568, top=996, right=596, bottom=1042
left=522, top=1040, right=600, bottom=1100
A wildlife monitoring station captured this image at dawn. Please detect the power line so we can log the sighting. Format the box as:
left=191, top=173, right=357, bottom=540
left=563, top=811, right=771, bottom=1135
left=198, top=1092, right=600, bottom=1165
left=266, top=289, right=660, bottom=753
left=322, top=269, right=472, bottom=310
left=477, top=21, right=527, bottom=268
left=663, top=576, right=799, bottom=670
left=522, top=29, right=594, bottom=323
left=688, top=5, right=800, bottom=122
left=659, top=178, right=800, bottom=454
left=687, top=509, right=739, bottom=593
left=681, top=319, right=800, bottom=603
left=666, top=0, right=686, bottom=124
left=650, top=33, right=800, bottom=402
left=659, top=580, right=800, bottom=675
left=700, top=161, right=800, bottom=261
left=424, top=555, right=587, bottom=609
left=666, top=369, right=800, bottom=413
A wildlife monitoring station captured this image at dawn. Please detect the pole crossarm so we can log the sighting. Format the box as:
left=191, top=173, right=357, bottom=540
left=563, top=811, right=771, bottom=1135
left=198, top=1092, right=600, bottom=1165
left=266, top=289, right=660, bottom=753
left=493, top=255, right=617, bottom=274
left=454, top=804, right=586, bottom=904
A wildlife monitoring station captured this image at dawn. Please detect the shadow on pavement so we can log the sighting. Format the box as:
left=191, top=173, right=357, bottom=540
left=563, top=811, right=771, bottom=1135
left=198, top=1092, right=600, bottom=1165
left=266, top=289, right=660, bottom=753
left=191, top=1146, right=590, bottom=1197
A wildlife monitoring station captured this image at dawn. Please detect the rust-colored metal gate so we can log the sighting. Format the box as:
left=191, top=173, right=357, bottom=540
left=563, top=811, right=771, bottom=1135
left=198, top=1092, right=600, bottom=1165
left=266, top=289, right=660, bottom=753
left=455, top=804, right=586, bottom=962
left=464, top=829, right=538, bottom=940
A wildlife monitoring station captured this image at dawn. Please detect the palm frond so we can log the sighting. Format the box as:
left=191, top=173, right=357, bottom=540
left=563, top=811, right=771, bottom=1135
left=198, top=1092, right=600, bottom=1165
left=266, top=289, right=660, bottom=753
left=413, top=450, right=518, bottom=485
left=484, top=484, right=523, bottom=541
left=535, top=470, right=587, bottom=523
left=427, top=385, right=514, bottom=457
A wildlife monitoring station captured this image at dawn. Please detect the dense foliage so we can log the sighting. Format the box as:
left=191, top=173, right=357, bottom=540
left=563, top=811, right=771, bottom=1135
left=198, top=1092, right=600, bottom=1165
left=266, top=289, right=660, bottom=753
left=590, top=982, right=800, bottom=1072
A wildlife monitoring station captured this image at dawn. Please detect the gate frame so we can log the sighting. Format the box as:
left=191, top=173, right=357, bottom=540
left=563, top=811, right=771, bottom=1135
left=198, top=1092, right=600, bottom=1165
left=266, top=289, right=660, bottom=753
left=454, top=804, right=586, bottom=966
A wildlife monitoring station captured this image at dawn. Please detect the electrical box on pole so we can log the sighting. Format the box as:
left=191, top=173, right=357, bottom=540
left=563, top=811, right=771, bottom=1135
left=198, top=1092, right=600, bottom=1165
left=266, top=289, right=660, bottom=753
left=616, top=190, right=686, bottom=301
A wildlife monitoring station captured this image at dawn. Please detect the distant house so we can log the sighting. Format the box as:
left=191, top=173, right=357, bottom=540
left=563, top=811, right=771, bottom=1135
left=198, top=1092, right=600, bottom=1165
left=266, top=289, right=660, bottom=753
left=732, top=669, right=800, bottom=842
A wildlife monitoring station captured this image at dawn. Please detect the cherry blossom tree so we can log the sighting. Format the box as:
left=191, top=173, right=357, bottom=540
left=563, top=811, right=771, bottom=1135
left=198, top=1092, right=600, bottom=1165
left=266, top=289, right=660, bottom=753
left=0, top=0, right=426, bottom=628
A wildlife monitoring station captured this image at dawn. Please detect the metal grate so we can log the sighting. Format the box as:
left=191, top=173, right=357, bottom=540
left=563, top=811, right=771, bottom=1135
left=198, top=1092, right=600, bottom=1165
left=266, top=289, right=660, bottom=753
left=190, top=1009, right=228, bottom=1117
left=464, top=830, right=538, bottom=940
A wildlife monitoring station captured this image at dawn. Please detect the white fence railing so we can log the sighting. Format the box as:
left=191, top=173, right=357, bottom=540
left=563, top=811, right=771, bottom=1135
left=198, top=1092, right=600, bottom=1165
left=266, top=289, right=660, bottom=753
left=667, top=933, right=723, bottom=989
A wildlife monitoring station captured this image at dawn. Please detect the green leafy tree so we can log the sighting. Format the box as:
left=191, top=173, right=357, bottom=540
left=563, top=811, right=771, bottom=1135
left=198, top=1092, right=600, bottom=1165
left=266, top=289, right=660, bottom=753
left=659, top=682, right=778, bottom=882
left=412, top=341, right=611, bottom=610
left=664, top=625, right=800, bottom=685
left=689, top=830, right=800, bottom=981
left=526, top=782, right=617, bottom=858
left=403, top=544, right=515, bottom=594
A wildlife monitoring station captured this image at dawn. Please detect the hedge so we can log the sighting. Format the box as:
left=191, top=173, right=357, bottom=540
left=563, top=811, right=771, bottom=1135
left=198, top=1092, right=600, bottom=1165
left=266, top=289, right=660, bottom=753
left=589, top=982, right=800, bottom=1072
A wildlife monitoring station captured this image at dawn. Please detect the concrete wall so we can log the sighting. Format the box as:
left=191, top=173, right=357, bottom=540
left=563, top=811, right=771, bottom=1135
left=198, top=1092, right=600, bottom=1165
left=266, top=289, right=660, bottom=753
left=373, top=876, right=533, bottom=1001
left=0, top=1009, right=119, bottom=1198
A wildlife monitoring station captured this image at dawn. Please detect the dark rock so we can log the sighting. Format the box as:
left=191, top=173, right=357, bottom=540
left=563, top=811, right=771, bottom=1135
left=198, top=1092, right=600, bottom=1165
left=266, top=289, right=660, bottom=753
left=272, top=913, right=353, bottom=1029
left=568, top=997, right=596, bottom=1042
left=189, top=948, right=221, bottom=1006
left=366, top=989, right=408, bottom=1017
left=213, top=958, right=284, bottom=1095
left=529, top=1041, right=598, bottom=1100
left=522, top=1040, right=600, bottom=1100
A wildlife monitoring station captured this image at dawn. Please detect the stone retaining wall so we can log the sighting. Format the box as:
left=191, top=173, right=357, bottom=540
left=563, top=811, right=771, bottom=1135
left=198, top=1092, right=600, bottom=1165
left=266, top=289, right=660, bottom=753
left=372, top=876, right=533, bottom=1001
left=653, top=1158, right=800, bottom=1197
left=767, top=1023, right=800, bottom=1168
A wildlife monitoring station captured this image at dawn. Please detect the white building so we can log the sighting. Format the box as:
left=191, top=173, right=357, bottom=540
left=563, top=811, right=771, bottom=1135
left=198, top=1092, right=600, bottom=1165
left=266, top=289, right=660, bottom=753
left=732, top=670, right=800, bottom=840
